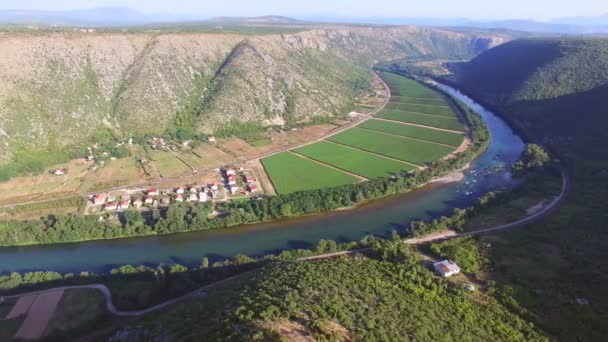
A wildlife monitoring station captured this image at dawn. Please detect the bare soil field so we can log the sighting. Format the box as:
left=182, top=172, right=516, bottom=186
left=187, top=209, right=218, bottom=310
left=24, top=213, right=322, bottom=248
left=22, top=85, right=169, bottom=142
left=15, top=290, right=64, bottom=340
left=248, top=159, right=276, bottom=196
left=0, top=159, right=89, bottom=202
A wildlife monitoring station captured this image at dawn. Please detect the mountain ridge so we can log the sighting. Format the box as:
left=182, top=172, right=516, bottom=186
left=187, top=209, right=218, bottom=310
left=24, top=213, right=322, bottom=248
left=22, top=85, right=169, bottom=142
left=0, top=26, right=508, bottom=178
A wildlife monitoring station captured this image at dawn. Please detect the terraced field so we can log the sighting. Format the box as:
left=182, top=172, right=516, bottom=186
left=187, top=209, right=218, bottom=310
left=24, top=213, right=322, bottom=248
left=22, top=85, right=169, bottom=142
left=293, top=141, right=415, bottom=179
left=328, top=128, right=455, bottom=165
left=376, top=110, right=465, bottom=131
left=261, top=152, right=359, bottom=194
left=359, top=119, right=464, bottom=147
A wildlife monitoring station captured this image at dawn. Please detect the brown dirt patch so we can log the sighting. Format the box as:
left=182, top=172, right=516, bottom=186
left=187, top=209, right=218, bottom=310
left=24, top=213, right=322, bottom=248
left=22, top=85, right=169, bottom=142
left=321, top=321, right=351, bottom=341
left=259, top=320, right=316, bottom=342
left=15, top=290, right=64, bottom=340
left=249, top=159, right=276, bottom=196
left=5, top=295, right=37, bottom=319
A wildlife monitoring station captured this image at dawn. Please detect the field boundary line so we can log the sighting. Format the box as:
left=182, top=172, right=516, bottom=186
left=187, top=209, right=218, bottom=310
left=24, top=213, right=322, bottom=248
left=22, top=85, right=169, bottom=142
left=287, top=151, right=368, bottom=182
left=371, top=117, right=465, bottom=134
left=391, top=96, right=445, bottom=102
left=388, top=101, right=450, bottom=109
left=324, top=140, right=423, bottom=168
left=356, top=126, right=461, bottom=149
left=381, top=107, right=456, bottom=118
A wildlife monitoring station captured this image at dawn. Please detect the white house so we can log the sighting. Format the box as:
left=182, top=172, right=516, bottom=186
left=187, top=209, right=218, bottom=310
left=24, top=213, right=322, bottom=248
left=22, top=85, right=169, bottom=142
left=230, top=186, right=239, bottom=194
left=433, top=260, right=461, bottom=277
left=198, top=192, right=208, bottom=202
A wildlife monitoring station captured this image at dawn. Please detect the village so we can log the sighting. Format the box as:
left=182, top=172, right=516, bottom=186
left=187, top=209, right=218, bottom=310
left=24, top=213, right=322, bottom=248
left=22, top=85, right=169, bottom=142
left=85, top=165, right=262, bottom=216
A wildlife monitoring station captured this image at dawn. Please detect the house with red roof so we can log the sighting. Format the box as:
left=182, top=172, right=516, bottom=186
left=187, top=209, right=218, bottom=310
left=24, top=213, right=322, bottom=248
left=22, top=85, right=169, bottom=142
left=119, top=200, right=130, bottom=210
left=433, top=260, right=461, bottom=277
left=104, top=202, right=118, bottom=211
left=93, top=193, right=107, bottom=205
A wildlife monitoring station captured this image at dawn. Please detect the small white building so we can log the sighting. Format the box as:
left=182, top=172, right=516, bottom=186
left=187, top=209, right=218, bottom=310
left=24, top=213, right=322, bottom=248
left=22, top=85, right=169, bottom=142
left=225, top=168, right=236, bottom=176
left=198, top=192, right=208, bottom=202
left=188, top=193, right=198, bottom=202
left=433, top=260, right=461, bottom=278
left=230, top=186, right=239, bottom=194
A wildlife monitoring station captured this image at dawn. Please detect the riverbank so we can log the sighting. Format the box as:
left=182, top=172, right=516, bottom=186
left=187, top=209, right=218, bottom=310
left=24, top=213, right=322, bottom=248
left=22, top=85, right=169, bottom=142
left=0, top=79, right=521, bottom=274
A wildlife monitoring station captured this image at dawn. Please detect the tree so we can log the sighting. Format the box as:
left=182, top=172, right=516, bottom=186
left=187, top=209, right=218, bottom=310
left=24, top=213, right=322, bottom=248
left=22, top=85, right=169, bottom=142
left=517, top=144, right=550, bottom=169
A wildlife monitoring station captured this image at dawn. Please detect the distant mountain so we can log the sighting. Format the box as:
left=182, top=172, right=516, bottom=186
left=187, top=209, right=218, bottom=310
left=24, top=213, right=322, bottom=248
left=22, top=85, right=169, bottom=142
left=207, top=16, right=301, bottom=24
left=0, top=7, right=149, bottom=26
left=551, top=13, right=608, bottom=27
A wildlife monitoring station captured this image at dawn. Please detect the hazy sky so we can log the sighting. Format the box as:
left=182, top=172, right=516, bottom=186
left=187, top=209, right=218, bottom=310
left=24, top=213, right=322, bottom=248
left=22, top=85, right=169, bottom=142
left=0, top=0, right=606, bottom=20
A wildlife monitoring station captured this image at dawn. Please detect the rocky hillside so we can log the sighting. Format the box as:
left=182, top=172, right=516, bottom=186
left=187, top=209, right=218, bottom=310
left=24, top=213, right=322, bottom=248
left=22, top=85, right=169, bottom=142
left=0, top=26, right=508, bottom=175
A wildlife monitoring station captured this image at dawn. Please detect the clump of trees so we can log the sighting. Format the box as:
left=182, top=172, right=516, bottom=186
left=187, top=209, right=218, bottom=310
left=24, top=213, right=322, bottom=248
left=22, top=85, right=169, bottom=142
left=430, top=237, right=489, bottom=273
left=515, top=144, right=550, bottom=170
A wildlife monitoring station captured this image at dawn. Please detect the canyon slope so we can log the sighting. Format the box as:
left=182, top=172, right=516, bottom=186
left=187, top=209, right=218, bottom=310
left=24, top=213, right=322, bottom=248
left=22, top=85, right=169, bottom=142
left=0, top=25, right=507, bottom=173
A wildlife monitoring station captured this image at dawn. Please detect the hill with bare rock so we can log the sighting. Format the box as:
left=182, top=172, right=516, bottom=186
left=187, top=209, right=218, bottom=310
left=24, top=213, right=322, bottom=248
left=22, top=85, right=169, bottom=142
left=0, top=25, right=508, bottom=178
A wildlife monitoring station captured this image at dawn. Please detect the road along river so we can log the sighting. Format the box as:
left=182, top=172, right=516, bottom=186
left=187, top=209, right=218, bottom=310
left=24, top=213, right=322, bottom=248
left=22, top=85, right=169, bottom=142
left=0, top=84, right=524, bottom=274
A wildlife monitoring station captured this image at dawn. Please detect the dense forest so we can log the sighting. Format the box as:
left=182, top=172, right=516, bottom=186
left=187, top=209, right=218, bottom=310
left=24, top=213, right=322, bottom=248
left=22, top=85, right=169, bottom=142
left=446, top=37, right=608, bottom=341
left=108, top=238, right=546, bottom=341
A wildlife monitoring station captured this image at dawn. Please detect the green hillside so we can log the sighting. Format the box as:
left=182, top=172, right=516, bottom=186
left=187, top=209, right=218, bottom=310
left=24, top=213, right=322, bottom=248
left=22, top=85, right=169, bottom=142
left=448, top=38, right=608, bottom=341
left=109, top=241, right=546, bottom=341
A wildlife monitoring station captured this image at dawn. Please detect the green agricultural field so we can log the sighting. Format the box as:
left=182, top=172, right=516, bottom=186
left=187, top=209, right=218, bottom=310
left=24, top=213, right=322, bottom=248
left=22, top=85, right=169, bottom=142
left=382, top=73, right=441, bottom=99
left=390, top=96, right=447, bottom=106
left=384, top=103, right=455, bottom=117
left=376, top=110, right=465, bottom=131
left=261, top=152, right=359, bottom=194
left=328, top=128, right=455, bottom=165
left=359, top=119, right=464, bottom=147
left=293, top=141, right=415, bottom=179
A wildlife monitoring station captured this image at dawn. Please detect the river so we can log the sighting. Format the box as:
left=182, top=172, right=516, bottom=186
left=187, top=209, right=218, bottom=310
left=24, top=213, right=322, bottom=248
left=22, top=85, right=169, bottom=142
left=0, top=84, right=524, bottom=274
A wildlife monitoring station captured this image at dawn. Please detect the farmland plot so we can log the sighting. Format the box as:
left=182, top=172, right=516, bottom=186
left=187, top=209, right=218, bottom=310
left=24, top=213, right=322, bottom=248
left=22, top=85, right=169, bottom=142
left=294, top=141, right=416, bottom=179
left=261, top=152, right=358, bottom=194
left=384, top=103, right=455, bottom=117
left=328, top=128, right=455, bottom=165
left=376, top=110, right=464, bottom=132
left=358, top=119, right=464, bottom=147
